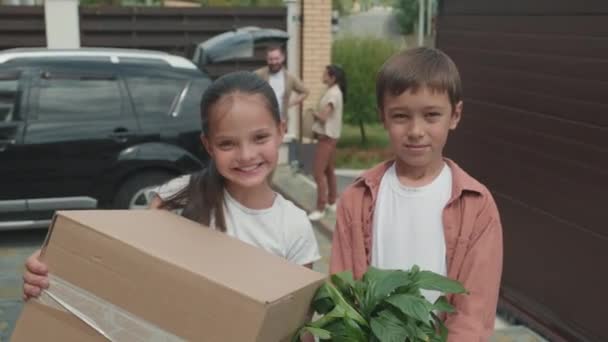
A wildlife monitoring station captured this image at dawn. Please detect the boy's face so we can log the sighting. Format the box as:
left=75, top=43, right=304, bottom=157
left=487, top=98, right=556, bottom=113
left=381, top=86, right=462, bottom=171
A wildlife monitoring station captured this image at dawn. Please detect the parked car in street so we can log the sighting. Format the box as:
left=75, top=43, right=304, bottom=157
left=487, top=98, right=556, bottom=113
left=190, top=26, right=289, bottom=79
left=0, top=48, right=211, bottom=231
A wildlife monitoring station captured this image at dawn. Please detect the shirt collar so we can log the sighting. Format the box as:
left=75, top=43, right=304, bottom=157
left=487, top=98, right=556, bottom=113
left=355, top=158, right=485, bottom=199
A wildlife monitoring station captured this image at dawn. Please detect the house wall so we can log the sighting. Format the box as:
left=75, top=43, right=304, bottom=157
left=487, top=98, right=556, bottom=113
left=300, top=0, right=332, bottom=139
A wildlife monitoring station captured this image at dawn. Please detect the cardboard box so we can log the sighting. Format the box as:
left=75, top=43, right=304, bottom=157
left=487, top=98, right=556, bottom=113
left=12, top=210, right=326, bottom=341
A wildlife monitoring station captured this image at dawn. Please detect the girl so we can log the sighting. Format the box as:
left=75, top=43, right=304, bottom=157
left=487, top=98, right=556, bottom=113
left=23, top=71, right=321, bottom=300
left=308, top=65, right=347, bottom=221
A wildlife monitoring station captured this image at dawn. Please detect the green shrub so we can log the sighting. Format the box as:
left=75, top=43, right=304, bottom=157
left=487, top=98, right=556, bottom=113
left=394, top=0, right=418, bottom=35
left=332, top=37, right=398, bottom=144
left=199, top=0, right=284, bottom=6
left=332, top=0, right=353, bottom=15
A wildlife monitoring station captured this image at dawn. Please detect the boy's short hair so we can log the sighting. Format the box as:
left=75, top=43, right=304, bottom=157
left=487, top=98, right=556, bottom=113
left=376, top=47, right=462, bottom=112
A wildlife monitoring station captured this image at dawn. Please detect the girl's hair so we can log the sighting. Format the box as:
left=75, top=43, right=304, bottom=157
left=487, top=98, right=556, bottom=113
left=160, top=71, right=280, bottom=231
left=326, top=64, right=347, bottom=103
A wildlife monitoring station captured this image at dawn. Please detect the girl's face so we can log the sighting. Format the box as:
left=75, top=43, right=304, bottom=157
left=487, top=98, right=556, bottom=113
left=202, top=93, right=284, bottom=192
left=322, top=69, right=336, bottom=86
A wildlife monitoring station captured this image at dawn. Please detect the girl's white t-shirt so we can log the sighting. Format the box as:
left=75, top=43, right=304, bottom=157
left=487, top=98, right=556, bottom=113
left=153, top=175, right=321, bottom=266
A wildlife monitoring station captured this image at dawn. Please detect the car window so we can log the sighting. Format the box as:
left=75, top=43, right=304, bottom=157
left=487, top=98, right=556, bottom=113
left=126, top=76, right=187, bottom=119
left=177, top=78, right=211, bottom=118
left=37, top=73, right=122, bottom=121
left=0, top=72, right=21, bottom=122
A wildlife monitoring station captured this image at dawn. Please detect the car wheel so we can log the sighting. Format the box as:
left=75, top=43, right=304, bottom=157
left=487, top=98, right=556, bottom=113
left=114, top=171, right=175, bottom=209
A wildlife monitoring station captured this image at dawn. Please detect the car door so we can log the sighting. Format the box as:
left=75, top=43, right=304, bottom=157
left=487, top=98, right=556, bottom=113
left=19, top=63, right=138, bottom=220
left=0, top=68, right=31, bottom=229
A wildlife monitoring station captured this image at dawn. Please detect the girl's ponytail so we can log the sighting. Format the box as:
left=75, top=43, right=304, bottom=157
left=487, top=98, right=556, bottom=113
left=161, top=160, right=227, bottom=231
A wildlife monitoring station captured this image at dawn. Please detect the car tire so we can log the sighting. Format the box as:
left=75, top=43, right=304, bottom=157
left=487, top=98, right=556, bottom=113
left=113, top=171, right=175, bottom=209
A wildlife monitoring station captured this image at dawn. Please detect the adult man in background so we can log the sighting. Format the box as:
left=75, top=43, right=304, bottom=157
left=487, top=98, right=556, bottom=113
left=255, top=45, right=309, bottom=127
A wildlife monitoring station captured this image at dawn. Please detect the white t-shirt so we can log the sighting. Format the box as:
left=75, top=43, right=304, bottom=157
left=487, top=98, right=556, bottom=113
left=153, top=175, right=321, bottom=266
left=312, top=84, right=343, bottom=139
left=268, top=70, right=286, bottom=117
left=371, top=163, right=452, bottom=304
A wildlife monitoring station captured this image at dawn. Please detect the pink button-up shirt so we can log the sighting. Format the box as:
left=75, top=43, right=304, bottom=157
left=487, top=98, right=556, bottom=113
left=330, top=159, right=503, bottom=342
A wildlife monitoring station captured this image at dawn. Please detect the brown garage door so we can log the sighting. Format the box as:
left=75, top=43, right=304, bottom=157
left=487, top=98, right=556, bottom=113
left=437, top=1, right=608, bottom=341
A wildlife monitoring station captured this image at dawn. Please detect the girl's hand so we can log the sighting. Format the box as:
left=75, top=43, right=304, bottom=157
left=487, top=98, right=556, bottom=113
left=22, top=249, right=49, bottom=300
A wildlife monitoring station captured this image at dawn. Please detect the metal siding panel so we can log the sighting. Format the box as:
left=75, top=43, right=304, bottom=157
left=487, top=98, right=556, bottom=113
left=438, top=5, right=608, bottom=340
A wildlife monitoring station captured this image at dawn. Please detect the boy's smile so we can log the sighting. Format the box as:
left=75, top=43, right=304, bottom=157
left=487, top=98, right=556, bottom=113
left=382, top=86, right=462, bottom=182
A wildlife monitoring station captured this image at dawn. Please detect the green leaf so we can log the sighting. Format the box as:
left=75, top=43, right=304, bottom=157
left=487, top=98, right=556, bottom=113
left=312, top=283, right=336, bottom=314
left=362, top=279, right=378, bottom=317
left=362, top=266, right=392, bottom=283
left=310, top=304, right=347, bottom=329
left=432, top=296, right=455, bottom=314
left=323, top=317, right=368, bottom=342
left=410, top=321, right=430, bottom=341
left=370, top=309, right=409, bottom=342
left=385, top=294, right=432, bottom=323
left=361, top=268, right=412, bottom=318
left=415, top=271, right=467, bottom=294
left=331, top=271, right=355, bottom=291
left=324, top=281, right=368, bottom=327
left=431, top=312, right=448, bottom=341
left=301, top=326, right=332, bottom=340
left=376, top=272, right=412, bottom=298
left=331, top=272, right=358, bottom=307
left=352, top=280, right=367, bottom=307
left=420, top=322, right=436, bottom=336
left=409, top=265, right=421, bottom=278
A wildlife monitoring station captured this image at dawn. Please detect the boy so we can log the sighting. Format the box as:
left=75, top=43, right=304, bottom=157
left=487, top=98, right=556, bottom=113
left=330, top=47, right=503, bottom=341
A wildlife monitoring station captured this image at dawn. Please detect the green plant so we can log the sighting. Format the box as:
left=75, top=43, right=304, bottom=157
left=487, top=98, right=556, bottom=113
left=332, top=0, right=353, bottom=15
left=294, top=266, right=467, bottom=342
left=394, top=0, right=418, bottom=35
left=199, top=0, right=283, bottom=6
left=332, top=37, right=398, bottom=145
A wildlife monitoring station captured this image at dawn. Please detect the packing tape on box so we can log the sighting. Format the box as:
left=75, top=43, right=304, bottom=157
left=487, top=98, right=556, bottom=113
left=38, top=275, right=186, bottom=342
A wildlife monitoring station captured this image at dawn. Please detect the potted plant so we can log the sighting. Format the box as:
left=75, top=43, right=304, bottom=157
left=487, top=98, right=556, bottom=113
left=294, top=265, right=467, bottom=342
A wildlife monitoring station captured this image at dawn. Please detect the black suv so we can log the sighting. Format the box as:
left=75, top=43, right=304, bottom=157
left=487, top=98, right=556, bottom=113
left=0, top=48, right=211, bottom=230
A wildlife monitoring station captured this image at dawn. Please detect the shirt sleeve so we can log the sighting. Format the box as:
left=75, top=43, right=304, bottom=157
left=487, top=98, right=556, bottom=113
left=446, top=192, right=503, bottom=342
left=290, top=74, right=310, bottom=96
left=326, top=88, right=340, bottom=108
left=151, top=175, right=190, bottom=201
left=329, top=196, right=354, bottom=275
left=285, top=210, right=321, bottom=266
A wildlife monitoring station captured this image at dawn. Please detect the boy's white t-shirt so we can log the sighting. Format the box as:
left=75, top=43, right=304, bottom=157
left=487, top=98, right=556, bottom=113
left=371, top=163, right=452, bottom=304
left=153, top=175, right=321, bottom=266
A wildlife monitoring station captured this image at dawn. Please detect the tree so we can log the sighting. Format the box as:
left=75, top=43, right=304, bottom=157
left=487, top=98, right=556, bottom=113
left=332, top=37, right=398, bottom=144
left=393, top=0, right=418, bottom=35
left=200, top=0, right=283, bottom=5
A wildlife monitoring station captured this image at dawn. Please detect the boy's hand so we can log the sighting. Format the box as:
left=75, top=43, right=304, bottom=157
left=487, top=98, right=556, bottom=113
left=22, top=249, right=49, bottom=301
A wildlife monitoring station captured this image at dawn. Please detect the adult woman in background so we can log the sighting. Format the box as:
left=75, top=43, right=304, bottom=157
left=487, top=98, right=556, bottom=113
left=308, top=65, right=346, bottom=221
